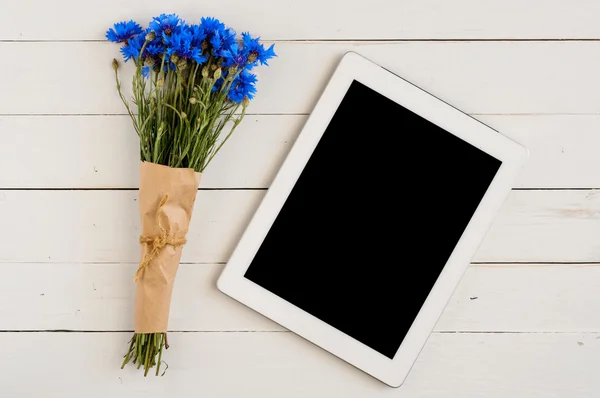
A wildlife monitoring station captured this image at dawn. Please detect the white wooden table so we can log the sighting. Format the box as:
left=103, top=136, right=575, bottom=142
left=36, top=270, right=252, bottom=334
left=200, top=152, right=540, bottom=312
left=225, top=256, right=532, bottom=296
left=2, top=1, right=600, bottom=396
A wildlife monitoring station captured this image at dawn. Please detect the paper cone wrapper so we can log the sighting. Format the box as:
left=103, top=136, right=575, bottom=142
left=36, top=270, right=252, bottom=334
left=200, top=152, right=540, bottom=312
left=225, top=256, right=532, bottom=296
left=134, top=161, right=201, bottom=333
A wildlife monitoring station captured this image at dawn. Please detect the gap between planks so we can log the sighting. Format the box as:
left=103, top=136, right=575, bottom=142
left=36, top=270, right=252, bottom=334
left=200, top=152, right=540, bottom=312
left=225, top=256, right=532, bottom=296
left=0, top=188, right=597, bottom=191
left=1, top=261, right=598, bottom=266
left=2, top=113, right=600, bottom=116
left=3, top=39, right=600, bottom=44
left=0, top=187, right=268, bottom=191
left=1, top=330, right=598, bottom=334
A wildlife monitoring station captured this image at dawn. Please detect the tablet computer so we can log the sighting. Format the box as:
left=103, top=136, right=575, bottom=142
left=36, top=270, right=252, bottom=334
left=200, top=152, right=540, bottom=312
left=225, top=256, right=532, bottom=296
left=217, top=51, right=528, bottom=387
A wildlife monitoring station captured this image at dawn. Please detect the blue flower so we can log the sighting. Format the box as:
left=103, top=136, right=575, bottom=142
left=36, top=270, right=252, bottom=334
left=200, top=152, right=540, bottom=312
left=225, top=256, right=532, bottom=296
left=186, top=24, right=207, bottom=48
left=120, top=34, right=145, bottom=62
left=106, top=20, right=143, bottom=43
left=241, top=32, right=276, bottom=68
left=209, top=31, right=223, bottom=51
left=228, top=70, right=257, bottom=103
left=221, top=33, right=276, bottom=70
left=199, top=17, right=236, bottom=57
left=149, top=13, right=182, bottom=37
left=220, top=42, right=247, bottom=68
left=165, top=30, right=207, bottom=64
left=142, top=66, right=150, bottom=78
left=146, top=43, right=164, bottom=57
left=199, top=17, right=226, bottom=34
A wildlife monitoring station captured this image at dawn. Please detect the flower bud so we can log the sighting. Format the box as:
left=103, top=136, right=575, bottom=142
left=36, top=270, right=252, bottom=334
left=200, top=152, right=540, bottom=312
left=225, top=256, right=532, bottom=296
left=247, top=52, right=257, bottom=63
left=242, top=97, right=250, bottom=108
left=170, top=54, right=180, bottom=64
left=112, top=58, right=119, bottom=71
left=202, top=66, right=209, bottom=78
left=177, top=60, right=187, bottom=71
left=181, top=112, right=187, bottom=119
left=201, top=41, right=208, bottom=50
left=145, top=31, right=156, bottom=42
left=157, top=77, right=164, bottom=87
left=228, top=66, right=238, bottom=75
left=213, top=68, right=222, bottom=80
left=189, top=97, right=198, bottom=104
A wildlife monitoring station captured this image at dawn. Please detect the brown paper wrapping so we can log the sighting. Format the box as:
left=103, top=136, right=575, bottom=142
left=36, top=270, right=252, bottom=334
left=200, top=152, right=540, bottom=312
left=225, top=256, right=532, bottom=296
left=134, top=161, right=201, bottom=333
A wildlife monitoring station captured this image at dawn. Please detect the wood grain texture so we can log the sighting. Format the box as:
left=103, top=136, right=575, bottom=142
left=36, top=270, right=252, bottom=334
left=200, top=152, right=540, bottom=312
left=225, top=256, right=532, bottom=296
left=1, top=332, right=598, bottom=397
left=436, top=264, right=600, bottom=332
left=2, top=0, right=600, bottom=40
left=0, top=115, right=302, bottom=189
left=3, top=42, right=600, bottom=115
left=1, top=1, right=597, bottom=393
left=0, top=263, right=277, bottom=332
left=2, top=114, right=600, bottom=189
left=0, top=190, right=265, bottom=264
left=1, top=190, right=598, bottom=264
left=2, top=263, right=600, bottom=333
left=476, top=190, right=600, bottom=263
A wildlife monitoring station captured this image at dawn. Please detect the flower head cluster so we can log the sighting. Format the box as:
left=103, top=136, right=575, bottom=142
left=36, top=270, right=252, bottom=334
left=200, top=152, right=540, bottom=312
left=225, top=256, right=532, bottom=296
left=105, top=20, right=143, bottom=43
left=106, top=14, right=276, bottom=103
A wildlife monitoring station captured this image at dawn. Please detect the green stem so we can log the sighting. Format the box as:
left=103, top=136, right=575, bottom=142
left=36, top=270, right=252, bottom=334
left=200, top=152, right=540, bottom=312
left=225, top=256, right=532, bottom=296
left=122, top=332, right=166, bottom=376
left=156, top=334, right=164, bottom=376
left=114, top=69, right=139, bottom=136
left=143, top=334, right=152, bottom=376
left=121, top=334, right=136, bottom=369
left=205, top=104, right=245, bottom=168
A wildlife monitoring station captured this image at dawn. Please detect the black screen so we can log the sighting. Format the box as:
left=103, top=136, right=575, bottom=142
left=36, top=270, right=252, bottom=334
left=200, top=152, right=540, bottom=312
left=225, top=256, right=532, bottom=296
left=244, top=79, right=501, bottom=359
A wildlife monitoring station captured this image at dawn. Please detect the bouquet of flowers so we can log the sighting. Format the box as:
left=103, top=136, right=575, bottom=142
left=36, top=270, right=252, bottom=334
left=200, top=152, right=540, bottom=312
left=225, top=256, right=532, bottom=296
left=106, top=13, right=275, bottom=376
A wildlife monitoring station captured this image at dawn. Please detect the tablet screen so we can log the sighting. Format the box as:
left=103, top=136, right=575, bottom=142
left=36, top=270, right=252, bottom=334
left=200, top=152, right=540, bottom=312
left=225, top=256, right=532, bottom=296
left=243, top=79, right=502, bottom=360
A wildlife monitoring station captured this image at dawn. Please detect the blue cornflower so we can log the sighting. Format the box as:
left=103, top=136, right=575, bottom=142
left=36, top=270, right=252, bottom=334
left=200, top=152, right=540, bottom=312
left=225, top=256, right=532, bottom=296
left=209, top=31, right=223, bottom=51
left=241, top=32, right=276, bottom=68
left=221, top=42, right=247, bottom=68
left=106, top=20, right=143, bottom=43
left=199, top=17, right=226, bottom=34
left=146, top=43, right=164, bottom=57
left=218, top=30, right=237, bottom=57
left=141, top=26, right=165, bottom=52
left=120, top=34, right=145, bottom=62
left=199, top=17, right=236, bottom=57
left=142, top=66, right=151, bottom=78
left=165, top=30, right=207, bottom=64
left=210, top=30, right=236, bottom=57
left=149, top=13, right=182, bottom=37
left=186, top=24, right=207, bottom=48
left=228, top=70, right=257, bottom=103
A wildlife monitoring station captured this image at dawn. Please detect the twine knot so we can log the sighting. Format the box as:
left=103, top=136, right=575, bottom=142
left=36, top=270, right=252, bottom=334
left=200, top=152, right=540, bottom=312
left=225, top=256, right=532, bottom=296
left=134, top=194, right=187, bottom=282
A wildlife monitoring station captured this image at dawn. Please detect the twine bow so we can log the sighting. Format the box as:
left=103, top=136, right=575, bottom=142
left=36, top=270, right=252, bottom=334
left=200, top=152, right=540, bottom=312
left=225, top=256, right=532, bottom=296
left=134, top=194, right=187, bottom=282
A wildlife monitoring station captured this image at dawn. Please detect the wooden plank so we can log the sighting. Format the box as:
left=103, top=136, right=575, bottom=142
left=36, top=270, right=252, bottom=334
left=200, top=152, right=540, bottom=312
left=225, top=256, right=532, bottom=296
left=2, top=263, right=600, bottom=333
left=2, top=42, right=600, bottom=115
left=2, top=0, right=600, bottom=40
left=436, top=264, right=600, bottom=332
left=0, top=190, right=598, bottom=264
left=1, top=332, right=598, bottom=397
left=478, top=115, right=600, bottom=189
left=0, top=263, right=278, bottom=331
left=475, top=189, right=600, bottom=262
left=0, top=190, right=265, bottom=264
left=1, top=114, right=599, bottom=189
left=0, top=115, right=302, bottom=189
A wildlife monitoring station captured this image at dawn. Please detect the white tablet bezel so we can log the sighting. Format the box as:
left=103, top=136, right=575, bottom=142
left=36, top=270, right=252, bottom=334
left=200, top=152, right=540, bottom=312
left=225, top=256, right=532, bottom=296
left=217, top=51, right=528, bottom=387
